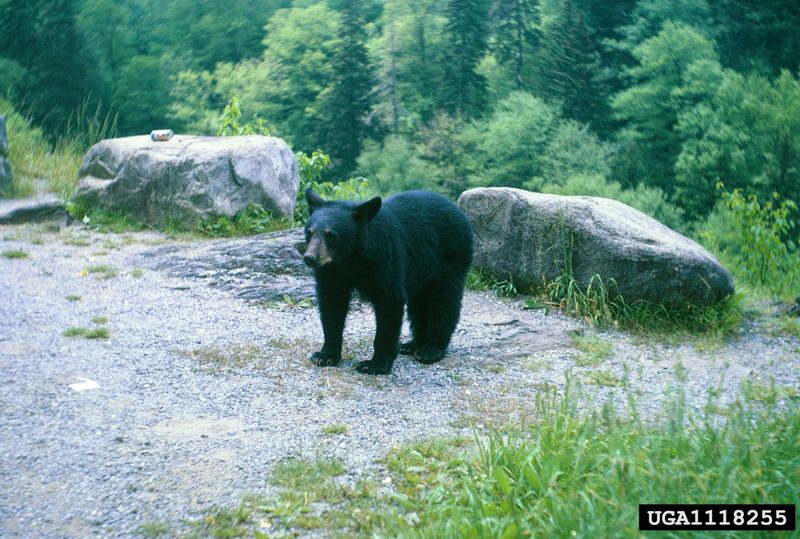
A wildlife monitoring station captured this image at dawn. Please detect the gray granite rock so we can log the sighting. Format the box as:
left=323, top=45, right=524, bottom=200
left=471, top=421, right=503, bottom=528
left=0, top=194, right=66, bottom=224
left=75, top=135, right=299, bottom=227
left=458, top=187, right=734, bottom=307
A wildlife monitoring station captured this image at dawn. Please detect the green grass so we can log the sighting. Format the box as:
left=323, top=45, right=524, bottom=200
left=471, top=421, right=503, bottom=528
left=198, top=203, right=293, bottom=238
left=130, top=268, right=144, bottom=278
left=570, top=331, right=613, bottom=366
left=84, top=264, right=117, bottom=280
left=1, top=97, right=115, bottom=199
left=585, top=369, right=626, bottom=387
left=63, top=326, right=109, bottom=339
left=1, top=248, right=28, bottom=259
left=322, top=424, right=349, bottom=436
left=381, top=384, right=800, bottom=538
left=538, top=273, right=745, bottom=337
left=186, top=380, right=800, bottom=538
left=65, top=294, right=82, bottom=302
left=181, top=343, right=269, bottom=371
left=465, top=268, right=517, bottom=297
left=92, top=316, right=108, bottom=325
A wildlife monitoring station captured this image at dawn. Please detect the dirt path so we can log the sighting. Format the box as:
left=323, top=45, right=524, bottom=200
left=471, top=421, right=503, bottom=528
left=1, top=223, right=798, bottom=537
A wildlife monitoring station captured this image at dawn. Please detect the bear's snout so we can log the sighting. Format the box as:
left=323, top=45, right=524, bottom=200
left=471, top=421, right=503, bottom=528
left=303, top=254, right=319, bottom=267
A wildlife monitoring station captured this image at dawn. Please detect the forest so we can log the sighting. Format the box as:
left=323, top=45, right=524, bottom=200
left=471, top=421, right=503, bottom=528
left=1, top=0, right=799, bottom=286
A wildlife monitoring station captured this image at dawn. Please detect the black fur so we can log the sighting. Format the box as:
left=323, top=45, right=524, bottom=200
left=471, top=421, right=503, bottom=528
left=302, top=189, right=474, bottom=375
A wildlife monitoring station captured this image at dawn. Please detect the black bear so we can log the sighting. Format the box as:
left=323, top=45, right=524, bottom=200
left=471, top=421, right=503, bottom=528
left=302, top=188, right=474, bottom=375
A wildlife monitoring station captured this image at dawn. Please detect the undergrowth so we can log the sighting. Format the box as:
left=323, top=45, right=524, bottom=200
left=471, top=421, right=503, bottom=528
left=153, top=380, right=800, bottom=538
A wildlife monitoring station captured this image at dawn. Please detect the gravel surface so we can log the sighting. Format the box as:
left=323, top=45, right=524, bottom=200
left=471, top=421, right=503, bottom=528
left=1, top=222, right=798, bottom=538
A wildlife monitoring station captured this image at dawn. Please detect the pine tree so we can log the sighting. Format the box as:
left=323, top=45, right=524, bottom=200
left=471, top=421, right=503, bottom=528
left=534, top=0, right=606, bottom=130
left=317, top=1, right=374, bottom=176
left=440, top=0, right=490, bottom=117
left=492, top=0, right=541, bottom=90
left=16, top=0, right=90, bottom=134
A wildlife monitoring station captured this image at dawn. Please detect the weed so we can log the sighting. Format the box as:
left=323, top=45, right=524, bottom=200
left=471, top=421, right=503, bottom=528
left=130, top=268, right=144, bottom=278
left=63, top=326, right=109, bottom=339
left=65, top=294, right=81, bottom=302
left=570, top=331, right=613, bottom=366
left=465, top=269, right=517, bottom=297
left=134, top=521, right=171, bottom=538
left=537, top=273, right=744, bottom=337
left=322, top=424, right=349, bottom=436
left=92, top=316, right=108, bottom=325
left=585, top=369, right=625, bottom=387
left=1, top=249, right=28, bottom=259
left=182, top=343, right=268, bottom=371
left=198, top=203, right=292, bottom=238
left=84, top=264, right=117, bottom=280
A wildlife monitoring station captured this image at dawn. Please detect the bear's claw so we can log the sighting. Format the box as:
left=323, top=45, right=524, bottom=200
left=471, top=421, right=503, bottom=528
left=355, top=360, right=391, bottom=375
left=310, top=351, right=340, bottom=367
left=399, top=340, right=421, bottom=355
left=413, top=345, right=446, bottom=364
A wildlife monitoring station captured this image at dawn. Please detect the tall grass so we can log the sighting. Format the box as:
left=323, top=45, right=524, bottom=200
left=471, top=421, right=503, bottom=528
left=541, top=273, right=745, bottom=336
left=1, top=97, right=115, bottom=199
left=392, top=384, right=800, bottom=538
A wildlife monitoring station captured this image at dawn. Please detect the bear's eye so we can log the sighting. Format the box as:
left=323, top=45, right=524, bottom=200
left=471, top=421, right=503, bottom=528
left=324, top=230, right=336, bottom=240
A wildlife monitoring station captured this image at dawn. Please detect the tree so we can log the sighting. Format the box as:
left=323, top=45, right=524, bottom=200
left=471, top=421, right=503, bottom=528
left=492, top=0, right=541, bottom=90
left=611, top=22, right=720, bottom=193
left=712, top=0, right=800, bottom=76
left=533, top=0, right=607, bottom=130
left=439, top=0, right=490, bottom=117
left=113, top=56, right=170, bottom=135
left=676, top=70, right=800, bottom=217
left=258, top=3, right=340, bottom=150
left=466, top=91, right=558, bottom=189
left=20, top=0, right=91, bottom=134
left=315, top=1, right=375, bottom=175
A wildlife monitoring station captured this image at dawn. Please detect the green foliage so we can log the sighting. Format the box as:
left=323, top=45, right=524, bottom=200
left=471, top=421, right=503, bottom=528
left=294, top=149, right=373, bottom=225
left=63, top=326, right=109, bottom=339
left=700, top=186, right=798, bottom=296
left=465, top=269, right=517, bottom=297
left=198, top=204, right=291, bottom=238
left=542, top=174, right=686, bottom=232
left=0, top=98, right=86, bottom=198
left=676, top=69, right=800, bottom=217
left=539, top=272, right=743, bottom=336
left=612, top=22, right=720, bottom=193
left=216, top=97, right=270, bottom=137
left=395, top=384, right=800, bottom=537
left=113, top=55, right=170, bottom=134
left=439, top=0, right=490, bottom=117
left=1, top=248, right=28, bottom=259
left=492, top=0, right=540, bottom=91
left=539, top=120, right=612, bottom=187
left=356, top=136, right=437, bottom=195
left=468, top=91, right=558, bottom=189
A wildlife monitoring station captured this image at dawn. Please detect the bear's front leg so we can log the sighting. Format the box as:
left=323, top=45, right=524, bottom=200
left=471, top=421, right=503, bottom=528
left=311, top=278, right=352, bottom=367
left=355, top=299, right=403, bottom=375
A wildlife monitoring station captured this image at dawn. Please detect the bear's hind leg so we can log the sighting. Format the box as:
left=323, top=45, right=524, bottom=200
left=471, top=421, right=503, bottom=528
left=414, top=274, right=466, bottom=364
left=400, top=292, right=429, bottom=355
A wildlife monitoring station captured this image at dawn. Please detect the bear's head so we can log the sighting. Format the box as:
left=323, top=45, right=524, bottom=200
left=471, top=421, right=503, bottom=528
left=302, top=188, right=382, bottom=268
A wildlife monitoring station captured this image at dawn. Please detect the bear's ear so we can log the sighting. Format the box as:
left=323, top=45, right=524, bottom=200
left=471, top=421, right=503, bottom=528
left=306, top=188, right=326, bottom=215
left=353, top=196, right=382, bottom=223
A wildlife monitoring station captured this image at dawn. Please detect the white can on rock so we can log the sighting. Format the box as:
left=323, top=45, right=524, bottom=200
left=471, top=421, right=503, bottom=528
left=150, top=129, right=174, bottom=142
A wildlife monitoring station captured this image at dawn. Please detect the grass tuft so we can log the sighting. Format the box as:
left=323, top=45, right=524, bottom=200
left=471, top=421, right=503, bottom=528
left=65, top=294, right=82, bottom=302
left=84, top=264, right=117, bottom=280
left=1, top=248, right=28, bottom=259
left=537, top=273, right=744, bottom=337
left=570, top=331, right=613, bottom=366
left=63, top=326, right=109, bottom=339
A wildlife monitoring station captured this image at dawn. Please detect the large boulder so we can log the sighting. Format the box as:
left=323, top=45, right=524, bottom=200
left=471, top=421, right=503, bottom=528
left=75, top=135, right=299, bottom=227
left=458, top=187, right=734, bottom=307
left=0, top=114, right=12, bottom=193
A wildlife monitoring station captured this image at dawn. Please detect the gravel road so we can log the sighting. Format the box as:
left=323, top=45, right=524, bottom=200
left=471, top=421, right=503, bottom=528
left=1, top=222, right=798, bottom=537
